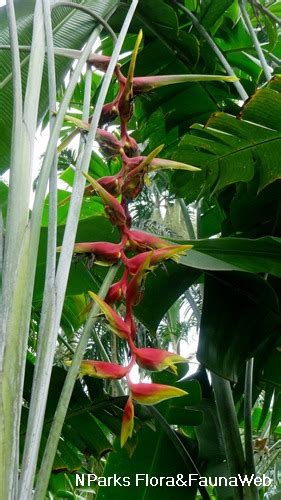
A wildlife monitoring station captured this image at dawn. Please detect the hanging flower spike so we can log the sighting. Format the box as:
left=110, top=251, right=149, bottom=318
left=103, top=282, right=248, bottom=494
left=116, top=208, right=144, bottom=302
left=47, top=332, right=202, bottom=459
left=125, top=228, right=173, bottom=252
left=117, top=30, right=143, bottom=124
left=83, top=172, right=127, bottom=227
left=132, top=74, right=239, bottom=94
left=122, top=244, right=193, bottom=274
left=65, top=359, right=128, bottom=379
left=133, top=347, right=186, bottom=375
left=129, top=381, right=187, bottom=405
left=121, top=396, right=134, bottom=447
left=105, top=270, right=128, bottom=304
left=88, top=291, right=131, bottom=339
left=65, top=241, right=123, bottom=266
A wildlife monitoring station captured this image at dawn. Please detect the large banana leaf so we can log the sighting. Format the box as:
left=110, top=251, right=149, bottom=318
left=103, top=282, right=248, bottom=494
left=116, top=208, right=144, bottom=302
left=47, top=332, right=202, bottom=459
left=171, top=76, right=281, bottom=203
left=197, top=272, right=281, bottom=382
left=0, top=0, right=119, bottom=173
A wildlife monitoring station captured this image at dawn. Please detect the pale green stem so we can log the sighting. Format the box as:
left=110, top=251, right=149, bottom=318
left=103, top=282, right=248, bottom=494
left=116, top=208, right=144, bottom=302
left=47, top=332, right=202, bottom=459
left=239, top=0, right=272, bottom=81
left=211, top=373, right=246, bottom=500
left=173, top=0, right=248, bottom=101
left=1, top=0, right=24, bottom=352
left=1, top=1, right=46, bottom=497
left=53, top=1, right=117, bottom=44
left=179, top=198, right=196, bottom=240
left=244, top=358, right=259, bottom=499
left=18, top=0, right=58, bottom=496
left=33, top=266, right=118, bottom=499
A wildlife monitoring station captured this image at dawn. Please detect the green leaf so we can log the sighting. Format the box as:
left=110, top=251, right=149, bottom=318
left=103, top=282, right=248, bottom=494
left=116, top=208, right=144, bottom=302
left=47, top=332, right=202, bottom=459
left=197, top=272, right=281, bottom=382
left=171, top=79, right=281, bottom=201
left=200, top=0, right=234, bottom=35
left=180, top=236, right=281, bottom=277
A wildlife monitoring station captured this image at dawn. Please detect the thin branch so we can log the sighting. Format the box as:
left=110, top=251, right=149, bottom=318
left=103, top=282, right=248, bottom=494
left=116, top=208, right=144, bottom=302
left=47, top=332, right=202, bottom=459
left=53, top=1, right=117, bottom=44
left=58, top=333, right=75, bottom=354
left=172, top=0, right=248, bottom=101
left=239, top=0, right=272, bottom=81
left=18, top=0, right=58, bottom=494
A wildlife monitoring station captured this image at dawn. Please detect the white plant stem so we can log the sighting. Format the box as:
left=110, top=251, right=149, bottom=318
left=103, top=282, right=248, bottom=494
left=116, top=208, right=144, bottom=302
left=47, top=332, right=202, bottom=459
left=18, top=0, right=58, bottom=496
left=1, top=1, right=45, bottom=498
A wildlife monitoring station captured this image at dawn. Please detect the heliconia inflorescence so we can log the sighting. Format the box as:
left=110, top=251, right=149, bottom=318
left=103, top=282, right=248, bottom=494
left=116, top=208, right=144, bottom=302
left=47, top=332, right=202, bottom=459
left=62, top=29, right=226, bottom=447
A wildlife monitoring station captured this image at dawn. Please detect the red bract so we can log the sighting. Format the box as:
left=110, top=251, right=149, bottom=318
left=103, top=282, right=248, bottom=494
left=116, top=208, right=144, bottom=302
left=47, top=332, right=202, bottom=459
left=97, top=174, right=124, bottom=196
left=122, top=245, right=193, bottom=274
left=95, top=128, right=124, bottom=158
left=83, top=172, right=127, bottom=227
left=129, top=381, right=187, bottom=405
left=89, top=291, right=131, bottom=339
left=106, top=271, right=128, bottom=304
left=126, top=252, right=151, bottom=306
left=132, top=347, right=186, bottom=374
left=71, top=241, right=123, bottom=266
left=65, top=359, right=128, bottom=379
left=117, top=30, right=143, bottom=125
left=121, top=396, right=134, bottom=447
left=125, top=229, right=171, bottom=251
